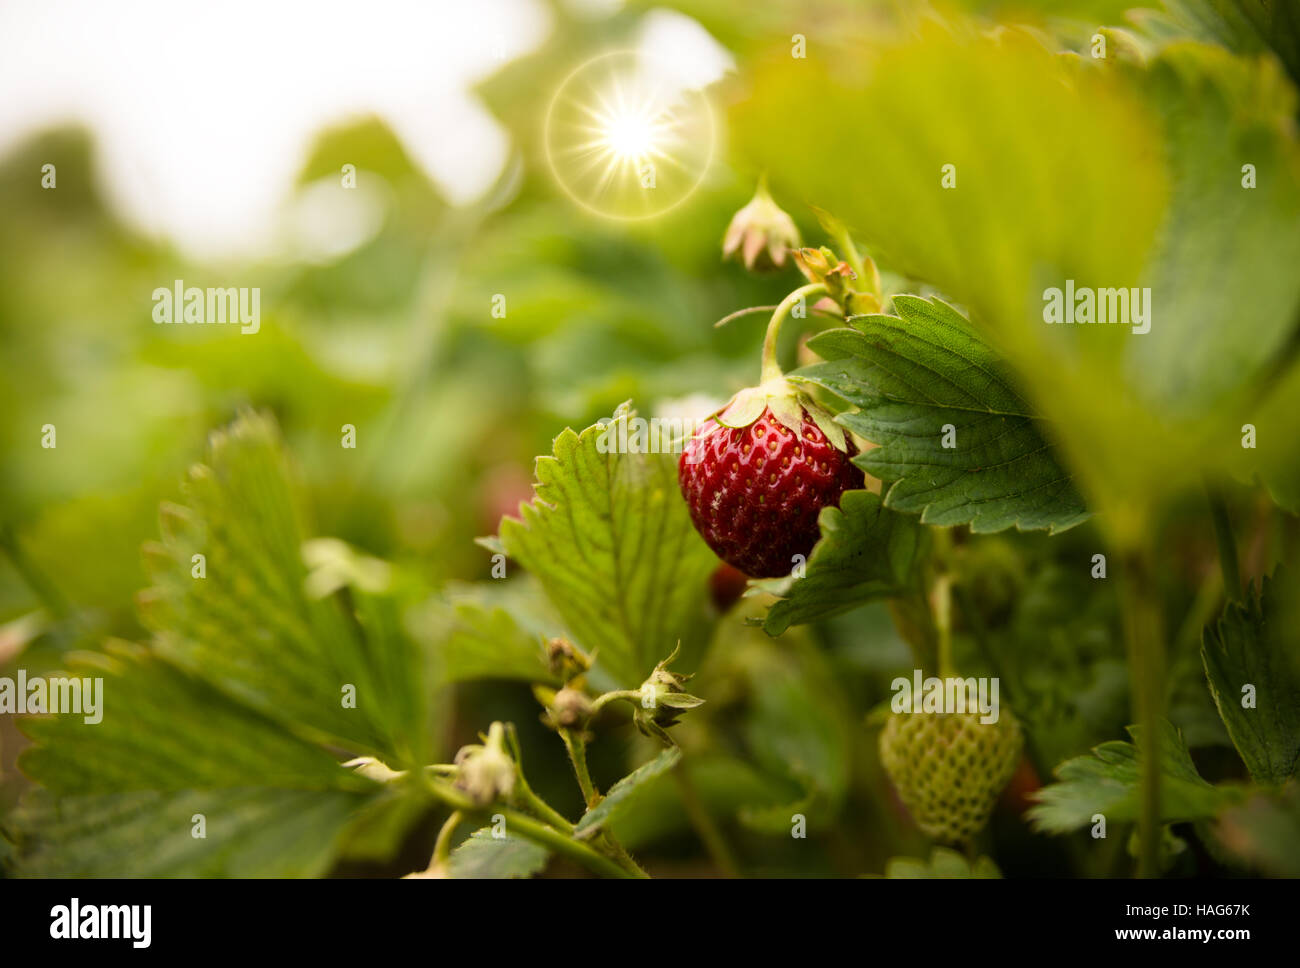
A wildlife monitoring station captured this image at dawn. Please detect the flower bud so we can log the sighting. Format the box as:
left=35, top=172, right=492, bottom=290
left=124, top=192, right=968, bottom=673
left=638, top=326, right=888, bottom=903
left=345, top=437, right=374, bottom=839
left=546, top=636, right=591, bottom=682
left=722, top=176, right=801, bottom=272
left=633, top=645, right=705, bottom=745
left=343, top=756, right=406, bottom=783
left=550, top=686, right=593, bottom=729
left=453, top=722, right=516, bottom=806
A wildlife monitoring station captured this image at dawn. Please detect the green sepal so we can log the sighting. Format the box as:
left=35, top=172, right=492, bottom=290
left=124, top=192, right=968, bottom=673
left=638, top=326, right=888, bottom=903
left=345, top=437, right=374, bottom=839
left=712, top=377, right=851, bottom=455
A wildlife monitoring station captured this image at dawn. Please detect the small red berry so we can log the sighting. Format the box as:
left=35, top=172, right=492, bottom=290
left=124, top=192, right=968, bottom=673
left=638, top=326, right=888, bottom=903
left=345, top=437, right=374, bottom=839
left=708, top=563, right=750, bottom=612
left=678, top=406, right=863, bottom=578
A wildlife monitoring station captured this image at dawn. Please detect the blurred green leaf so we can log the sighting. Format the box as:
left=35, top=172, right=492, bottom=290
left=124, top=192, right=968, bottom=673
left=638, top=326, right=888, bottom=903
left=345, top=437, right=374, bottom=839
left=1210, top=781, right=1300, bottom=876
left=3, top=412, right=449, bottom=875
left=1028, top=721, right=1246, bottom=834
left=7, top=641, right=379, bottom=875
left=17, top=643, right=372, bottom=793
left=1149, top=1, right=1300, bottom=90
left=137, top=411, right=437, bottom=766
left=734, top=27, right=1300, bottom=539
left=608, top=752, right=792, bottom=849
left=1202, top=567, right=1300, bottom=785
left=982, top=556, right=1130, bottom=770
left=5, top=787, right=369, bottom=877
left=797, top=296, right=1089, bottom=533
left=734, top=636, right=856, bottom=831
left=418, top=597, right=555, bottom=686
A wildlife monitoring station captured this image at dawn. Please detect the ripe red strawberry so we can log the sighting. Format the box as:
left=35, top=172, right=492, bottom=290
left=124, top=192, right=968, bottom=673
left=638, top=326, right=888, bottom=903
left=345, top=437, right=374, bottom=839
left=683, top=251, right=867, bottom=578
left=679, top=401, right=862, bottom=578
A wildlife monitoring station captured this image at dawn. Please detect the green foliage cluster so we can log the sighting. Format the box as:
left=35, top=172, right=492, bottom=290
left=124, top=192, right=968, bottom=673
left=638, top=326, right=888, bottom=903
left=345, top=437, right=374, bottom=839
left=3, top=0, right=1300, bottom=878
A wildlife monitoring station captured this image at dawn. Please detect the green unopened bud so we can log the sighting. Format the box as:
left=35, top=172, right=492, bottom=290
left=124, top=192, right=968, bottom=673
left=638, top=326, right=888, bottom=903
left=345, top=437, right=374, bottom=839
left=792, top=245, right=832, bottom=280
left=546, top=636, right=592, bottom=682
left=453, top=722, right=516, bottom=806
left=793, top=246, right=857, bottom=303
left=343, top=756, right=406, bottom=783
left=722, top=176, right=801, bottom=272
left=550, top=686, right=593, bottom=729
left=633, top=645, right=704, bottom=745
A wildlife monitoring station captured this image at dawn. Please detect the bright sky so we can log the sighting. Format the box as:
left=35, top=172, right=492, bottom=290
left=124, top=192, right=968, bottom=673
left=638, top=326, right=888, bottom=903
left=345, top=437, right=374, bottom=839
left=0, top=1, right=731, bottom=261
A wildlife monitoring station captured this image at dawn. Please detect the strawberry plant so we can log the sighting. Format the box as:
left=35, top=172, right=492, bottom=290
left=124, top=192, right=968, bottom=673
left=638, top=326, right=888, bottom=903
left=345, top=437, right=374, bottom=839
left=2, top=0, right=1300, bottom=885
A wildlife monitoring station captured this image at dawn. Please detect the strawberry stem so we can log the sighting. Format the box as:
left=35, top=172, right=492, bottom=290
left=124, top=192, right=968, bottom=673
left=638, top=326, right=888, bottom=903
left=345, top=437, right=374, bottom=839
left=761, top=282, right=828, bottom=384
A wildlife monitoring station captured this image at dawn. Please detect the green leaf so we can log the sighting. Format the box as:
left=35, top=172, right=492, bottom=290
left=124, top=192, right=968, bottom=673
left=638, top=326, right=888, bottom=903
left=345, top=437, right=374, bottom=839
left=17, top=643, right=374, bottom=793
left=1202, top=568, right=1300, bottom=785
left=885, top=847, right=1001, bottom=878
left=605, top=753, right=793, bottom=850
left=445, top=827, right=550, bottom=879
left=1127, top=45, right=1300, bottom=415
left=658, top=692, right=705, bottom=710
left=4, top=412, right=439, bottom=876
left=797, top=297, right=1089, bottom=533
left=8, top=641, right=379, bottom=875
left=1027, top=721, right=1246, bottom=834
left=496, top=406, right=717, bottom=687
left=574, top=747, right=681, bottom=839
left=138, top=411, right=438, bottom=765
left=4, top=788, right=369, bottom=877
left=1151, top=0, right=1300, bottom=91
left=738, top=788, right=822, bottom=836
left=416, top=597, right=555, bottom=685
left=762, top=490, right=925, bottom=635
left=734, top=28, right=1300, bottom=540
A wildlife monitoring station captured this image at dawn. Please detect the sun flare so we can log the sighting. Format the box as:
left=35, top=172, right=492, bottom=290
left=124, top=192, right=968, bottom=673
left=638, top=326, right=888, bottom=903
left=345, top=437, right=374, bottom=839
left=544, top=50, right=714, bottom=219
left=599, top=109, right=658, bottom=161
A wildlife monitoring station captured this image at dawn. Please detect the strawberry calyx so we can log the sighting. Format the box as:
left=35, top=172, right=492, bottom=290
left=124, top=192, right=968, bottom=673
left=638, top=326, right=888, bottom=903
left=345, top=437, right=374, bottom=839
left=713, top=377, right=847, bottom=452
left=709, top=279, right=849, bottom=452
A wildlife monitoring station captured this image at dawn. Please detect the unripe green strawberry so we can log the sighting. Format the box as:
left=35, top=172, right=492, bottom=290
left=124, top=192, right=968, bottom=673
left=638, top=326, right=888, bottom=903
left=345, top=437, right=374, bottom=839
left=880, top=707, right=1023, bottom=843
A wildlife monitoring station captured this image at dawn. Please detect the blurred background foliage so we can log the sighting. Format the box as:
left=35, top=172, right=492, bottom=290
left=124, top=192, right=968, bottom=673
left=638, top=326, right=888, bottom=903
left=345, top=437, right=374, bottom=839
left=2, top=0, right=1299, bottom=877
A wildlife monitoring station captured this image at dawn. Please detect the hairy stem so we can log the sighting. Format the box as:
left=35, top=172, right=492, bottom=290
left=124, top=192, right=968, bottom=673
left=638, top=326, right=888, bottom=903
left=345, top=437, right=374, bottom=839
left=589, top=689, right=643, bottom=715
left=505, top=723, right=575, bottom=832
left=418, top=775, right=637, bottom=879
left=761, top=283, right=828, bottom=384
left=951, top=583, right=1052, bottom=785
left=933, top=573, right=955, bottom=678
left=887, top=592, right=939, bottom=678
left=1206, top=485, right=1243, bottom=604
left=560, top=728, right=599, bottom=809
left=556, top=728, right=649, bottom=876
left=1119, top=547, right=1165, bottom=878
left=432, top=810, right=463, bottom=868
left=601, top=835, right=650, bottom=878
